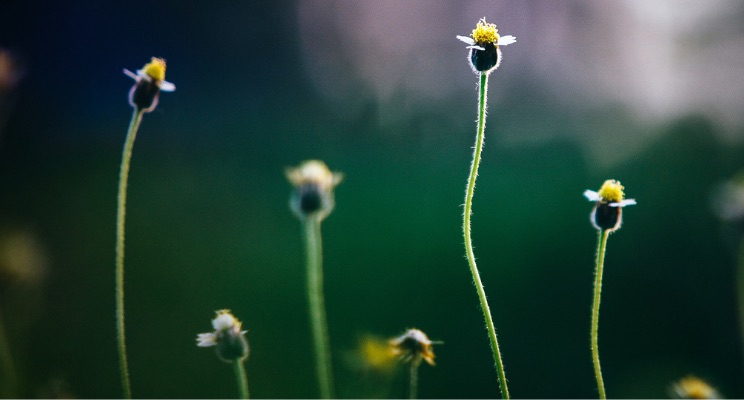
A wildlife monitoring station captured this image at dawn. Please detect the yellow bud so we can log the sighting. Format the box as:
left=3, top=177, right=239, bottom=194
left=142, top=57, right=167, bottom=81
left=597, top=180, right=625, bottom=203
left=471, top=18, right=500, bottom=45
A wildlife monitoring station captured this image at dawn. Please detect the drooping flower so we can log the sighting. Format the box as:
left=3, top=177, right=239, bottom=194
left=670, top=375, right=720, bottom=399
left=389, top=328, right=436, bottom=367
left=196, top=309, right=249, bottom=363
left=123, top=57, right=175, bottom=113
left=457, top=18, right=516, bottom=74
left=584, top=180, right=636, bottom=232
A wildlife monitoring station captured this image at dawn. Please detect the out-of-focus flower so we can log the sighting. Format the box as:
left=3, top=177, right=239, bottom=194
left=670, top=375, right=720, bottom=399
left=286, top=160, right=343, bottom=221
left=389, top=328, right=436, bottom=367
left=196, top=310, right=249, bottom=363
left=123, top=57, right=175, bottom=113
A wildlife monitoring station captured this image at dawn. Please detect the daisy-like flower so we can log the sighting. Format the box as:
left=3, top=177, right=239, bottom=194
left=670, top=375, right=720, bottom=399
left=389, top=329, right=436, bottom=367
left=286, top=160, right=343, bottom=221
left=196, top=309, right=249, bottom=363
left=123, top=57, right=175, bottom=113
left=584, top=179, right=637, bottom=232
left=457, top=17, right=516, bottom=74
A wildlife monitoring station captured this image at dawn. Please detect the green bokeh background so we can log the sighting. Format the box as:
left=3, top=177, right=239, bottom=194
left=1, top=1, right=743, bottom=398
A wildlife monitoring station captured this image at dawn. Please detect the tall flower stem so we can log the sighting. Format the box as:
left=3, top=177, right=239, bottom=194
left=303, top=217, right=335, bottom=399
left=591, top=229, right=610, bottom=399
left=408, top=360, right=419, bottom=399
left=463, top=71, right=509, bottom=399
left=115, top=107, right=144, bottom=399
left=233, top=361, right=250, bottom=399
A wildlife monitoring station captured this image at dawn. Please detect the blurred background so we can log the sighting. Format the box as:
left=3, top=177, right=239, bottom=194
left=1, top=0, right=744, bottom=398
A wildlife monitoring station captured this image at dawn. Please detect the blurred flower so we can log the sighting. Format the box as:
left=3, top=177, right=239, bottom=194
left=0, top=49, right=23, bottom=94
left=584, top=179, right=636, bottom=232
left=711, top=170, right=744, bottom=228
left=0, top=229, right=47, bottom=290
left=196, top=310, right=249, bottom=363
left=123, top=57, right=175, bottom=113
left=457, top=18, right=516, bottom=74
left=670, top=375, right=720, bottom=399
left=286, top=160, right=343, bottom=221
left=389, top=328, right=436, bottom=367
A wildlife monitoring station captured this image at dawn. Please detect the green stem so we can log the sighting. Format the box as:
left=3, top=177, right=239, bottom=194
left=463, top=72, right=509, bottom=399
left=409, top=360, right=419, bottom=399
left=304, top=217, right=335, bottom=399
left=591, top=229, right=609, bottom=399
left=115, top=107, right=144, bottom=399
left=233, top=361, right=250, bottom=399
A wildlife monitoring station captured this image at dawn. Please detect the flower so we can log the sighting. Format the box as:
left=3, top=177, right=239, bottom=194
left=123, top=57, right=175, bottom=113
left=457, top=18, right=516, bottom=74
left=584, top=179, right=636, bottom=232
left=196, top=309, right=249, bottom=363
left=286, top=160, right=343, bottom=221
left=389, top=329, right=436, bottom=367
left=670, top=375, right=719, bottom=399
left=711, top=170, right=744, bottom=228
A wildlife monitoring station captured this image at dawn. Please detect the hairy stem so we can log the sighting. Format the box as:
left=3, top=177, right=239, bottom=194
left=591, top=229, right=610, bottom=399
left=463, top=72, right=509, bottom=399
left=115, top=108, right=144, bottom=399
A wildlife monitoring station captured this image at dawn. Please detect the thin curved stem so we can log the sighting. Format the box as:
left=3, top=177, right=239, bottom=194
left=233, top=361, right=250, bottom=399
left=115, top=107, right=144, bottom=399
left=463, top=72, right=509, bottom=399
left=591, top=229, right=610, bottom=399
left=304, top=217, right=335, bottom=399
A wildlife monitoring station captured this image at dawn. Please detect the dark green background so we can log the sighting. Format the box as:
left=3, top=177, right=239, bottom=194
left=1, top=1, right=743, bottom=398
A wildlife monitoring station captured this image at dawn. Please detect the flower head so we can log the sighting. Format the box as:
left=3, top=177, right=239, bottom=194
left=711, top=170, right=744, bottom=229
left=584, top=179, right=636, bottom=232
left=196, top=309, right=249, bottom=363
left=124, top=57, right=175, bottom=113
left=670, top=375, right=719, bottom=399
left=389, top=329, right=436, bottom=367
left=457, top=18, right=516, bottom=74
left=286, top=160, right=343, bottom=221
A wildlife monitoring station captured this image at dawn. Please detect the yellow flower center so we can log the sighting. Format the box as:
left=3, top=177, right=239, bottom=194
left=471, top=18, right=500, bottom=45
left=142, top=57, right=167, bottom=81
left=597, top=180, right=625, bottom=203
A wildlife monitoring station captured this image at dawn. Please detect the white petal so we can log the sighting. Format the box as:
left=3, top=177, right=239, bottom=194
left=456, top=35, right=475, bottom=45
left=584, top=190, right=601, bottom=202
left=196, top=333, right=217, bottom=347
left=497, top=35, right=517, bottom=46
left=466, top=45, right=486, bottom=51
left=123, top=69, right=138, bottom=80
left=212, top=313, right=237, bottom=330
left=610, top=199, right=637, bottom=207
left=159, top=80, right=176, bottom=92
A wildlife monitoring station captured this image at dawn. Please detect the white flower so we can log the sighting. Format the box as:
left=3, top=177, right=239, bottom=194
left=196, top=310, right=249, bottom=362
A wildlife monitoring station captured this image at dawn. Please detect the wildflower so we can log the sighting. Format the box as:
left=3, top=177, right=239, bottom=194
left=584, top=180, right=636, bottom=232
left=711, top=170, right=744, bottom=227
left=197, top=310, right=249, bottom=363
left=286, top=160, right=343, bottom=221
left=389, top=329, right=436, bottom=367
left=123, top=57, right=175, bottom=113
left=670, top=375, right=720, bottom=399
left=457, top=18, right=516, bottom=74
